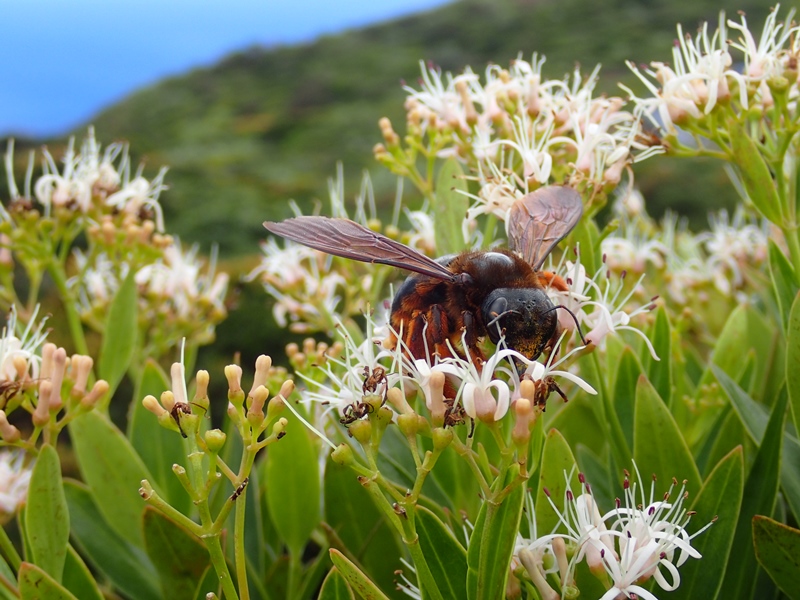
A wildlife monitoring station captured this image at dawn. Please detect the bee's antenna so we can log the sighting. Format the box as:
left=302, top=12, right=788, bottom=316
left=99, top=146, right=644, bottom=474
left=545, top=305, right=588, bottom=346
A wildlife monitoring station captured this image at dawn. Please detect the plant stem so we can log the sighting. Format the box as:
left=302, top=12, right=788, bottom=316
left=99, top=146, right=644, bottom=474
left=46, top=259, right=89, bottom=356
left=205, top=533, right=240, bottom=600
left=234, top=486, right=250, bottom=600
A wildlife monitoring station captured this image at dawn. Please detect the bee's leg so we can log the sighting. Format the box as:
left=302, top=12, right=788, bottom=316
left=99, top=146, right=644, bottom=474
left=461, top=310, right=485, bottom=365
left=429, top=304, right=455, bottom=360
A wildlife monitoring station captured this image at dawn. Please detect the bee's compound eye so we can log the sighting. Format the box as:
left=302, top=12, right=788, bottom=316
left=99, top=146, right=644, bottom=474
left=481, top=290, right=511, bottom=344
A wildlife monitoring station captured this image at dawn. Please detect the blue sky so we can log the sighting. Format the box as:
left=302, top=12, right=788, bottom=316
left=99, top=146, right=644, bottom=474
left=0, top=0, right=452, bottom=137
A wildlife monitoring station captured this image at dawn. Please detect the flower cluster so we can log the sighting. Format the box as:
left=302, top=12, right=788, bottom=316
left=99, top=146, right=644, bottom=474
left=0, top=450, right=31, bottom=522
left=377, top=55, right=663, bottom=214
left=514, top=469, right=714, bottom=600
left=598, top=192, right=769, bottom=309
left=0, top=306, right=108, bottom=446
left=625, top=6, right=799, bottom=137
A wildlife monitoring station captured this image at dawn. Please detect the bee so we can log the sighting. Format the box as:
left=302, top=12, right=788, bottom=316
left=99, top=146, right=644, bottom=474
left=264, top=185, right=582, bottom=367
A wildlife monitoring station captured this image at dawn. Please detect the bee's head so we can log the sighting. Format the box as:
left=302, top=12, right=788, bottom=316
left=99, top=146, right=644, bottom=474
left=481, top=287, right=557, bottom=361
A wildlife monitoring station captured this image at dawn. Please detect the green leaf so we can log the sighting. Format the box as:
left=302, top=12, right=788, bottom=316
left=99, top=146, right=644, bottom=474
left=467, top=468, right=525, bottom=600
left=534, top=429, right=579, bottom=535
left=729, top=122, right=783, bottom=224
left=319, top=567, right=355, bottom=600
left=768, top=240, right=798, bottom=328
left=612, top=347, right=643, bottom=451
left=718, top=388, right=787, bottom=600
left=63, top=480, right=161, bottom=600
left=62, top=546, right=103, bottom=600
left=572, top=218, right=600, bottom=275
left=128, top=359, right=191, bottom=515
left=18, top=563, right=78, bottom=600
left=329, top=549, right=391, bottom=600
left=753, top=516, right=800, bottom=600
left=25, top=444, right=69, bottom=582
left=646, top=305, right=672, bottom=406
left=433, top=157, right=468, bottom=255
left=670, top=446, right=744, bottom=600
left=98, top=270, right=138, bottom=398
left=323, top=459, right=403, bottom=593
left=713, top=366, right=800, bottom=522
left=142, top=507, right=210, bottom=599
left=416, top=506, right=467, bottom=600
left=69, top=410, right=154, bottom=548
left=0, top=553, right=17, bottom=600
left=633, top=376, right=702, bottom=494
left=264, top=411, right=320, bottom=555
left=787, top=292, right=800, bottom=442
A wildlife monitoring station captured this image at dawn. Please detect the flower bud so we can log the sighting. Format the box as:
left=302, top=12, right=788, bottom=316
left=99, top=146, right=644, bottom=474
left=171, top=362, right=188, bottom=406
left=386, top=386, right=413, bottom=414
left=143, top=395, right=168, bottom=417
left=160, top=390, right=176, bottom=413
left=348, top=420, right=372, bottom=446
left=249, top=355, right=272, bottom=399
left=397, top=413, right=420, bottom=437
left=81, top=380, right=109, bottom=410
left=194, top=370, right=209, bottom=403
left=204, top=429, right=227, bottom=453
left=70, top=354, right=93, bottom=399
left=33, top=381, right=51, bottom=427
left=0, top=410, right=21, bottom=443
left=247, top=385, right=269, bottom=426
left=48, top=347, right=68, bottom=411
left=225, top=365, right=245, bottom=407
left=331, top=443, right=355, bottom=466
left=272, top=417, right=288, bottom=438
left=432, top=427, right=453, bottom=451
left=427, top=371, right=447, bottom=427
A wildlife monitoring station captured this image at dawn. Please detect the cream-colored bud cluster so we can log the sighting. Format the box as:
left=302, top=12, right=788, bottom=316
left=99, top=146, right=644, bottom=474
left=0, top=342, right=107, bottom=444
left=142, top=355, right=293, bottom=448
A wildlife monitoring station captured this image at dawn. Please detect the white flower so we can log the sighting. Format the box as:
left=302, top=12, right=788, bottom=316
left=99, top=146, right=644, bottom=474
left=728, top=5, right=797, bottom=81
left=105, top=168, right=168, bottom=232
left=0, top=306, right=48, bottom=384
left=0, top=451, right=32, bottom=518
left=35, top=137, right=92, bottom=214
left=135, top=239, right=228, bottom=319
left=497, top=113, right=554, bottom=184
left=596, top=468, right=714, bottom=599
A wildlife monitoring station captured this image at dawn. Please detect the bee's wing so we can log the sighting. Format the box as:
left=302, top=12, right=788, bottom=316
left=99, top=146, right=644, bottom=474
left=264, top=216, right=459, bottom=282
left=507, top=186, right=583, bottom=270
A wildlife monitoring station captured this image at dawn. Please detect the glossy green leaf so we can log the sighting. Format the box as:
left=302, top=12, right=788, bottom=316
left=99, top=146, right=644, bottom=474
left=718, top=389, right=786, bottom=600
left=769, top=240, right=798, bottom=328
left=670, top=446, right=744, bottom=600
left=319, top=567, right=355, bottom=600
left=633, top=376, right=702, bottom=494
left=323, top=459, right=402, bottom=593
left=416, top=506, right=467, bottom=600
left=787, top=292, right=800, bottom=442
left=534, top=429, right=579, bottom=535
left=713, top=366, right=800, bottom=522
left=646, top=306, right=672, bottom=406
left=329, top=549, right=390, bottom=600
left=612, top=347, right=643, bottom=450
left=25, top=444, right=69, bottom=583
left=98, top=270, right=138, bottom=398
left=729, top=122, right=783, bottom=223
left=753, top=515, right=800, bottom=600
left=69, top=410, right=153, bottom=547
left=63, top=480, right=161, bottom=600
left=18, top=563, right=78, bottom=600
left=62, top=546, right=103, bottom=600
left=467, top=467, right=525, bottom=600
left=265, top=411, right=320, bottom=555
left=142, top=507, right=210, bottom=599
left=434, top=157, right=468, bottom=255
left=128, top=359, right=191, bottom=515
left=571, top=218, right=600, bottom=275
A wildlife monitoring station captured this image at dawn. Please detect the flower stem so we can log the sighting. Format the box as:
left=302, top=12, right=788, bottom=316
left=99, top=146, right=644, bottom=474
left=234, top=486, right=250, bottom=600
left=46, top=259, right=89, bottom=356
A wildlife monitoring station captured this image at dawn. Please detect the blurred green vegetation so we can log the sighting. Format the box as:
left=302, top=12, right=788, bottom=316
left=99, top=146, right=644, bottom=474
left=3, top=0, right=776, bottom=376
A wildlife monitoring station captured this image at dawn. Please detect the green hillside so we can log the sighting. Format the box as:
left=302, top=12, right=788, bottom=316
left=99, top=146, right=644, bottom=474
left=46, top=0, right=771, bottom=255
